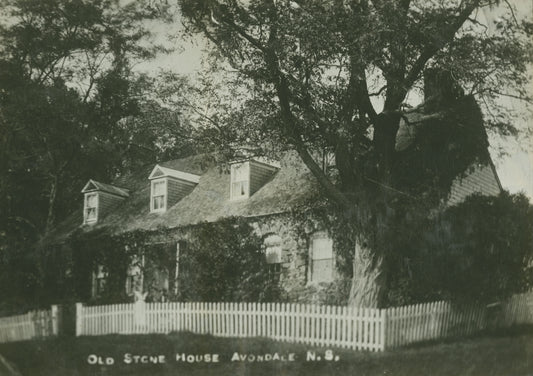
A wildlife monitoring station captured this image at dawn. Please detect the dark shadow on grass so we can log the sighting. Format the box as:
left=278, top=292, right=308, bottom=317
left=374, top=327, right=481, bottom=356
left=0, top=327, right=531, bottom=376
left=400, top=324, right=533, bottom=350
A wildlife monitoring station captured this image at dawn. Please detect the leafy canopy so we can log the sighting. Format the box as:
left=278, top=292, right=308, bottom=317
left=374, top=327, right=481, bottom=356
left=179, top=0, right=532, bottom=209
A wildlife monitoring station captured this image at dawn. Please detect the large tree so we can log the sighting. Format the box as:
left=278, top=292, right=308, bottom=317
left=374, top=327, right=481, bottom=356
left=178, top=0, right=532, bottom=307
left=0, top=0, right=195, bottom=310
left=0, top=0, right=185, bottom=236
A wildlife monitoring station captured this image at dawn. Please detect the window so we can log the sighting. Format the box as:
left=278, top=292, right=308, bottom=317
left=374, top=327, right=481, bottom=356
left=309, top=232, right=334, bottom=283
left=264, top=234, right=282, bottom=282
left=93, top=265, right=108, bottom=297
left=84, top=193, right=98, bottom=224
left=151, top=179, right=166, bottom=212
left=267, top=263, right=281, bottom=281
left=230, top=162, right=249, bottom=200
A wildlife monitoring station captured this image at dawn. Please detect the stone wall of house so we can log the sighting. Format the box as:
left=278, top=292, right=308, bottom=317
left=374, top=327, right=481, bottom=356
left=251, top=213, right=349, bottom=304
left=83, top=211, right=350, bottom=304
left=252, top=214, right=309, bottom=297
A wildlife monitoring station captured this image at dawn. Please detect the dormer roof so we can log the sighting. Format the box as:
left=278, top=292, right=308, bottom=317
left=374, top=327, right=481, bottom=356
left=81, top=179, right=130, bottom=198
left=230, top=156, right=281, bottom=169
left=148, top=164, right=201, bottom=183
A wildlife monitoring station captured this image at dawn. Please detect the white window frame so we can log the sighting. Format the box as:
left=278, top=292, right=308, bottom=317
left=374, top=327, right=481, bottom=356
left=150, top=178, right=167, bottom=213
left=230, top=162, right=250, bottom=200
left=84, top=193, right=98, bottom=224
left=308, top=232, right=334, bottom=284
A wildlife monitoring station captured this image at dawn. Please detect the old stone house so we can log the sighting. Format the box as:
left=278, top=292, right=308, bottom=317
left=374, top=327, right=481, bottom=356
left=43, top=141, right=501, bottom=305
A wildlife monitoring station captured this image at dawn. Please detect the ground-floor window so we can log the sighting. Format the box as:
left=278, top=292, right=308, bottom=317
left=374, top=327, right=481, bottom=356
left=264, top=234, right=282, bottom=283
left=309, top=232, right=334, bottom=283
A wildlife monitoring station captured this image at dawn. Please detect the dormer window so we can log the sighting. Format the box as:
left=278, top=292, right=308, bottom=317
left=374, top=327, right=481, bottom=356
left=148, top=164, right=200, bottom=213
left=230, top=158, right=279, bottom=201
left=231, top=162, right=250, bottom=200
left=84, top=193, right=98, bottom=224
left=81, top=179, right=129, bottom=225
left=151, top=179, right=167, bottom=212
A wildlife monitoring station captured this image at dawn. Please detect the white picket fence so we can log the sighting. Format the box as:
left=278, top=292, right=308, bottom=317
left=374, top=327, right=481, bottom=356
left=0, top=306, right=59, bottom=343
left=384, top=290, right=533, bottom=348
left=76, top=302, right=384, bottom=351
left=75, top=291, right=533, bottom=351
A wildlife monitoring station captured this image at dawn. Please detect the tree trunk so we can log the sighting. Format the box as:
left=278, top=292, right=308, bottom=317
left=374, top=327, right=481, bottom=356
left=348, top=238, right=385, bottom=308
left=345, top=110, right=401, bottom=308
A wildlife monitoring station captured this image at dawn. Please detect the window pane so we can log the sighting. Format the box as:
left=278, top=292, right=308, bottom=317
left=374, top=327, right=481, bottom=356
left=153, top=180, right=165, bottom=195
left=232, top=163, right=248, bottom=181
left=312, top=259, right=333, bottom=282
left=86, top=207, right=97, bottom=220
left=312, top=237, right=333, bottom=260
left=232, top=181, right=248, bottom=197
left=86, top=194, right=97, bottom=207
left=265, top=245, right=281, bottom=264
left=153, top=196, right=165, bottom=210
left=264, top=235, right=282, bottom=264
left=267, top=263, right=281, bottom=283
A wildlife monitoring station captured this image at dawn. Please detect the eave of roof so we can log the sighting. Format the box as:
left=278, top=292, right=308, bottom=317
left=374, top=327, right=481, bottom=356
left=81, top=179, right=130, bottom=198
left=148, top=165, right=201, bottom=183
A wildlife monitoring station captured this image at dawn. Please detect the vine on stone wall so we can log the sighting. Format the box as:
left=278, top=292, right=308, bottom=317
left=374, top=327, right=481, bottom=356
left=177, top=217, right=282, bottom=302
left=55, top=217, right=283, bottom=304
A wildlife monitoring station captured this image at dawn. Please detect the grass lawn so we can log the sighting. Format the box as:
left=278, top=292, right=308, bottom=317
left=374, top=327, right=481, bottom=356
left=0, top=328, right=532, bottom=376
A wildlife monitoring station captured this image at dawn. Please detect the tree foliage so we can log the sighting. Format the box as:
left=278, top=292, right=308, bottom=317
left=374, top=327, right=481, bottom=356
left=0, top=0, right=194, bottom=240
left=0, top=0, right=197, bottom=309
left=386, top=192, right=533, bottom=306
left=178, top=0, right=532, bottom=306
left=178, top=218, right=282, bottom=302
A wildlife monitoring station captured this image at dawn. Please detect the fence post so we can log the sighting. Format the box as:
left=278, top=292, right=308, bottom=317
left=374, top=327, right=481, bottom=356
left=380, top=308, right=387, bottom=351
left=75, top=303, right=83, bottom=336
left=51, top=305, right=59, bottom=336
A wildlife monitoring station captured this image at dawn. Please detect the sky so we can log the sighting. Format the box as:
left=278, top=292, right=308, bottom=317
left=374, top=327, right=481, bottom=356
left=135, top=1, right=533, bottom=200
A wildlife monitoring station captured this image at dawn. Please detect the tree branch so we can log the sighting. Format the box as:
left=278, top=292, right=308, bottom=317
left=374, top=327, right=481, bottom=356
left=259, top=0, right=352, bottom=210
left=404, top=1, right=481, bottom=91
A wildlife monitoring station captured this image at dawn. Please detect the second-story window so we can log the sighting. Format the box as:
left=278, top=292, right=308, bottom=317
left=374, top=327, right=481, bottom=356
left=230, top=162, right=249, bottom=200
left=84, top=193, right=98, bottom=224
left=151, top=179, right=166, bottom=212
